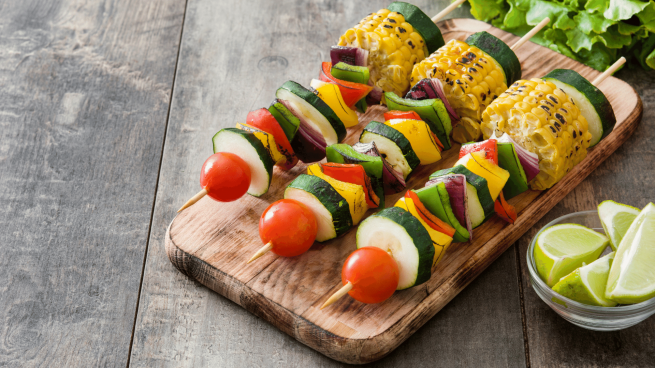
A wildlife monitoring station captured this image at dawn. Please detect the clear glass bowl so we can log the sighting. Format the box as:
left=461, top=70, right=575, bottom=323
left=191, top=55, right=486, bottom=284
left=526, top=210, right=655, bottom=331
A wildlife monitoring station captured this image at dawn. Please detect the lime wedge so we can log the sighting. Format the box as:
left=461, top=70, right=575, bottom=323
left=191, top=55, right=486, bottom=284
left=605, top=203, right=655, bottom=304
left=534, top=224, right=609, bottom=287
left=598, top=200, right=640, bottom=251
left=552, top=252, right=617, bottom=307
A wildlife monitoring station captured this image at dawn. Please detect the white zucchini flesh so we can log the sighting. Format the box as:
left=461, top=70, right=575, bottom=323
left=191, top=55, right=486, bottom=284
left=466, top=183, right=486, bottom=228
left=357, top=216, right=420, bottom=289
left=276, top=88, right=338, bottom=146
left=360, top=132, right=412, bottom=179
left=213, top=132, right=270, bottom=196
left=284, top=187, right=337, bottom=242
left=549, top=80, right=602, bottom=146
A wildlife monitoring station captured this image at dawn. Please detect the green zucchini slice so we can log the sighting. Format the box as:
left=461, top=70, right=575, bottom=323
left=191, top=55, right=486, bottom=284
left=543, top=69, right=616, bottom=147
left=212, top=128, right=274, bottom=197
left=276, top=81, right=346, bottom=145
left=465, top=31, right=521, bottom=85
left=356, top=207, right=434, bottom=289
left=359, top=121, right=421, bottom=180
left=387, top=2, right=445, bottom=54
left=284, top=174, right=352, bottom=242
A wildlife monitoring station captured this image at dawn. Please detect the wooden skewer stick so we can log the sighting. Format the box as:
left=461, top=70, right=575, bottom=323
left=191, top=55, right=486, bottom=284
left=321, top=282, right=354, bottom=310
left=592, top=57, right=626, bottom=86
left=511, top=17, right=550, bottom=51
left=431, top=0, right=467, bottom=23
left=177, top=188, right=208, bottom=212
left=248, top=242, right=273, bottom=264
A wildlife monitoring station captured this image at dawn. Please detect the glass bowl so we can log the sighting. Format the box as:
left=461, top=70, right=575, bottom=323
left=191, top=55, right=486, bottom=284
left=526, top=210, right=655, bottom=331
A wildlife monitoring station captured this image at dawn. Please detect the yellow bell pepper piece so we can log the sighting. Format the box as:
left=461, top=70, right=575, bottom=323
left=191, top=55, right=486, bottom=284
left=235, top=122, right=285, bottom=164
left=307, top=164, right=368, bottom=224
left=455, top=151, right=509, bottom=201
left=315, top=84, right=360, bottom=128
left=395, top=197, right=452, bottom=267
left=384, top=119, right=442, bottom=165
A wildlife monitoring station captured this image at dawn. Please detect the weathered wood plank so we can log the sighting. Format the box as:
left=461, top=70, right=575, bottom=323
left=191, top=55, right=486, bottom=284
left=129, top=0, right=528, bottom=366
left=518, top=69, right=655, bottom=368
left=0, top=0, right=185, bottom=366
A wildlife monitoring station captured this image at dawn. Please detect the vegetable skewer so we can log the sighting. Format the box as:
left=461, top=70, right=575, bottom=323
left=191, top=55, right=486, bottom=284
left=178, top=2, right=471, bottom=213
left=321, top=58, right=623, bottom=309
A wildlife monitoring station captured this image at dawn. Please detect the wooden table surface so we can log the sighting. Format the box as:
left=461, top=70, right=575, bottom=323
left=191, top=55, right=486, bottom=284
left=1, top=0, right=653, bottom=367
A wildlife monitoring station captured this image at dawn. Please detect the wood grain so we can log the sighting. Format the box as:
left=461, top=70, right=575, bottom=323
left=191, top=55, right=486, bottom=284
left=163, top=18, right=641, bottom=364
left=129, top=1, right=527, bottom=367
left=0, top=0, right=185, bottom=366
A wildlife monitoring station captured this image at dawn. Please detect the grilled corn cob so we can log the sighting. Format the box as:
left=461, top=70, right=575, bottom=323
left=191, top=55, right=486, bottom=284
left=411, top=39, right=509, bottom=143
left=338, top=9, right=428, bottom=97
left=481, top=79, right=593, bottom=190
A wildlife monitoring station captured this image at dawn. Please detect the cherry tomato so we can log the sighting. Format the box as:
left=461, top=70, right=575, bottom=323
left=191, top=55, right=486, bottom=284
left=259, top=199, right=318, bottom=257
left=342, top=247, right=399, bottom=304
left=200, top=152, right=251, bottom=202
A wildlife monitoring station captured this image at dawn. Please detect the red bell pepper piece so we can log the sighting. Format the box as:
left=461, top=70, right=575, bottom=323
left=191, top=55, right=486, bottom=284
left=247, top=108, right=298, bottom=170
left=383, top=110, right=422, bottom=121
left=406, top=191, right=456, bottom=237
left=322, top=163, right=380, bottom=208
left=459, top=139, right=498, bottom=164
left=494, top=191, right=517, bottom=224
left=319, top=62, right=373, bottom=108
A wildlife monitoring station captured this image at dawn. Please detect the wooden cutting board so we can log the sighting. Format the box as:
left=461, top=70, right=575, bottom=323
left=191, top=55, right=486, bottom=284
left=165, top=18, right=641, bottom=364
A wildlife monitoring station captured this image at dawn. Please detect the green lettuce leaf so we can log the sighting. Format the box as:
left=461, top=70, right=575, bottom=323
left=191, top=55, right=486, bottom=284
left=604, top=0, right=649, bottom=21
left=574, top=11, right=615, bottom=34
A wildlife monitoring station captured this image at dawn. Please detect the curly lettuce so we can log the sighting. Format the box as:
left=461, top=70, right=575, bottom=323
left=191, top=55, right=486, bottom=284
left=466, top=0, right=655, bottom=71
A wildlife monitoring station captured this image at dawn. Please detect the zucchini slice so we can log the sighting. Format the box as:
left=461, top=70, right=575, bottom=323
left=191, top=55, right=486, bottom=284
left=326, top=143, right=385, bottom=208
left=284, top=174, right=352, bottom=242
left=465, top=31, right=521, bottom=85
left=430, top=166, right=495, bottom=227
left=212, top=128, right=274, bottom=197
left=235, top=122, right=285, bottom=164
left=385, top=119, right=442, bottom=165
left=385, top=92, right=452, bottom=150
left=307, top=164, right=368, bottom=225
left=414, top=183, right=471, bottom=243
left=356, top=207, right=434, bottom=289
left=543, top=69, right=616, bottom=146
left=387, top=2, right=445, bottom=54
left=276, top=81, right=346, bottom=145
left=497, top=142, right=529, bottom=199
left=359, top=121, right=420, bottom=180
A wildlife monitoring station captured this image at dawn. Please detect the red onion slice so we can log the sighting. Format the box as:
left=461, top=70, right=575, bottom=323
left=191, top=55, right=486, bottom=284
left=406, top=78, right=459, bottom=123
left=352, top=142, right=406, bottom=193
left=494, top=133, right=540, bottom=182
left=330, top=46, right=368, bottom=67
left=366, top=85, right=383, bottom=105
left=426, top=174, right=473, bottom=241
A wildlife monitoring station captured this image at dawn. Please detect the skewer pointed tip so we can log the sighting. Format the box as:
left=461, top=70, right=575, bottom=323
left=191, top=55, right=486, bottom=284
left=511, top=17, right=550, bottom=51
left=320, top=282, right=354, bottom=310
left=591, top=57, right=626, bottom=86
left=177, top=188, right=208, bottom=213
left=247, top=242, right=273, bottom=264
left=431, top=0, right=467, bottom=23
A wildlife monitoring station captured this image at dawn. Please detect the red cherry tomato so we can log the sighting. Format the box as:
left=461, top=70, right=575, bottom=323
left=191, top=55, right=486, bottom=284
left=259, top=199, right=318, bottom=257
left=342, top=247, right=399, bottom=304
left=200, top=152, right=251, bottom=202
